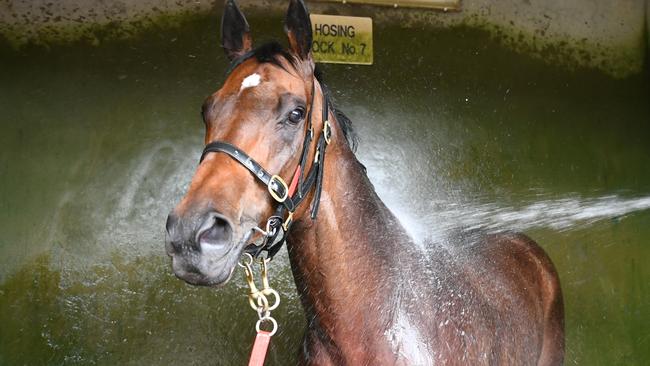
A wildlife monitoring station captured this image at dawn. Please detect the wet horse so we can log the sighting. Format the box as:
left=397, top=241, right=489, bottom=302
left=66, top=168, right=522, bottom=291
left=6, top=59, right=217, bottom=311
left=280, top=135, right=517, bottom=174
left=165, top=0, right=565, bottom=364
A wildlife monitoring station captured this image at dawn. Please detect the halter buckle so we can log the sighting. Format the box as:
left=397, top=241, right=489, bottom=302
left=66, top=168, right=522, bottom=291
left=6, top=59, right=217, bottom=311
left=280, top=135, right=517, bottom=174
left=313, top=148, right=320, bottom=164
left=268, top=175, right=289, bottom=203
left=323, top=120, right=332, bottom=145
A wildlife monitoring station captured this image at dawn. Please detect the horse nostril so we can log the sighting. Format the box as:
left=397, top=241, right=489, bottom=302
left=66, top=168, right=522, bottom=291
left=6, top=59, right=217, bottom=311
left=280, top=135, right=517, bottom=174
left=166, top=213, right=179, bottom=235
left=197, top=212, right=234, bottom=250
left=165, top=212, right=182, bottom=254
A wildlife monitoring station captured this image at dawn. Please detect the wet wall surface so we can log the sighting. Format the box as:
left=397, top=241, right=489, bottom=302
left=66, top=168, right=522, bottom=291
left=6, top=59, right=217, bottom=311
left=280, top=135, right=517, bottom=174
left=1, top=13, right=649, bottom=365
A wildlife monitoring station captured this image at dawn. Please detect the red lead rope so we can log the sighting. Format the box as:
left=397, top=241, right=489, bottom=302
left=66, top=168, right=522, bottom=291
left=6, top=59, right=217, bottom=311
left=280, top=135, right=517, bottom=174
left=248, top=331, right=272, bottom=366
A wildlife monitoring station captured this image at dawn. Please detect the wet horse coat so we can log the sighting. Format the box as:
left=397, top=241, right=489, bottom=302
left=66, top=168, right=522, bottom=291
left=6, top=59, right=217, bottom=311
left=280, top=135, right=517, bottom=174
left=284, top=124, right=563, bottom=365
left=165, top=0, right=565, bottom=364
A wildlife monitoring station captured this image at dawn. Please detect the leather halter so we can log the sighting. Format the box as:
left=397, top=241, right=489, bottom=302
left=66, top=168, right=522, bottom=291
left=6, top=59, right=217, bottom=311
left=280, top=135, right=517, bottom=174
left=199, top=78, right=332, bottom=260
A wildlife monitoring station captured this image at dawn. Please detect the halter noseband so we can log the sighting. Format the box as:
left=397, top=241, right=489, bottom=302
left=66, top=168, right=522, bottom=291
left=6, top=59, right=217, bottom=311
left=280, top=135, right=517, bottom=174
left=199, top=77, right=332, bottom=260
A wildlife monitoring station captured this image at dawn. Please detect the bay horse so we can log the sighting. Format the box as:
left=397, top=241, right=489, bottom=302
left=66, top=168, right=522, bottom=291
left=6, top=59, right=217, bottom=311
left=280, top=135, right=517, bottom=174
left=165, top=0, right=565, bottom=364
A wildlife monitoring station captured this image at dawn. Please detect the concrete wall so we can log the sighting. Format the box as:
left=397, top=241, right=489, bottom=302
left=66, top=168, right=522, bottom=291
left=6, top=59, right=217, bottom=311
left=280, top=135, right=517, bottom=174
left=0, top=0, right=648, bottom=77
left=302, top=0, right=648, bottom=77
left=0, top=0, right=215, bottom=45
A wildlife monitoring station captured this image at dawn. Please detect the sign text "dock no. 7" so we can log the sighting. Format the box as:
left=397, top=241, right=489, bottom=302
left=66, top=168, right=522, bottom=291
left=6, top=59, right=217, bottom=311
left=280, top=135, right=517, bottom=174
left=310, top=14, right=373, bottom=65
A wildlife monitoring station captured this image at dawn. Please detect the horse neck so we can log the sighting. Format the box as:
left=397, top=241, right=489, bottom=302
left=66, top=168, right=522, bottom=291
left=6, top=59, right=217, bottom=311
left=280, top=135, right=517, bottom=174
left=286, top=123, right=414, bottom=353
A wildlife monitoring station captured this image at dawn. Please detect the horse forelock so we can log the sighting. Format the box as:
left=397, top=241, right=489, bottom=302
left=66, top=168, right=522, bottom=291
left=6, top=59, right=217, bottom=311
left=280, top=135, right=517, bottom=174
left=226, top=41, right=297, bottom=77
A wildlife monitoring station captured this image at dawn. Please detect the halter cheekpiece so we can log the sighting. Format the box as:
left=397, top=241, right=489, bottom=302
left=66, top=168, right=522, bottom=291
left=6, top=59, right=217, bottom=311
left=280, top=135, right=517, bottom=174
left=199, top=77, right=332, bottom=260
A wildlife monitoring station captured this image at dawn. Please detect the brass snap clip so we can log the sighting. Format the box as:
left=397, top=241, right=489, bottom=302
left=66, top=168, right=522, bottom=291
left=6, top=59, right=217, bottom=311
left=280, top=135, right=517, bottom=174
left=239, top=254, right=281, bottom=315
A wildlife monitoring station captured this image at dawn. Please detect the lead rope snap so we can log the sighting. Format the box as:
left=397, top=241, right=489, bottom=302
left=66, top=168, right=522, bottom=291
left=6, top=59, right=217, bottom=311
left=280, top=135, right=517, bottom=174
left=239, top=254, right=280, bottom=366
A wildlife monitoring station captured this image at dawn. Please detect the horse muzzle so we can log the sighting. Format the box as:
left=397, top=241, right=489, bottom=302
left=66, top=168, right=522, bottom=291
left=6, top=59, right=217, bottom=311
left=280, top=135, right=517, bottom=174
left=165, top=210, right=246, bottom=286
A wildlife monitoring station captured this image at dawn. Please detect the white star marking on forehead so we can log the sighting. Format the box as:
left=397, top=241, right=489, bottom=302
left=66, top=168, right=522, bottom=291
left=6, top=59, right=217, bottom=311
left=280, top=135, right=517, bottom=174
left=240, top=73, right=262, bottom=90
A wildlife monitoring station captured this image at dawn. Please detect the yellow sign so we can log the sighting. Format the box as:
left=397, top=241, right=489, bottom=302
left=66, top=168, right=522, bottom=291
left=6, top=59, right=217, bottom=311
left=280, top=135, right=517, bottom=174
left=310, top=14, right=373, bottom=65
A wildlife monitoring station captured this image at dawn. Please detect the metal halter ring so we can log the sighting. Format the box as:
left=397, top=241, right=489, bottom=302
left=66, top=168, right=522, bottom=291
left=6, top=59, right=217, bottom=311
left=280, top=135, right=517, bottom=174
left=251, top=293, right=270, bottom=316
left=238, top=252, right=254, bottom=268
left=261, top=288, right=281, bottom=311
left=256, top=316, right=278, bottom=336
left=266, top=216, right=282, bottom=235
left=268, top=175, right=289, bottom=203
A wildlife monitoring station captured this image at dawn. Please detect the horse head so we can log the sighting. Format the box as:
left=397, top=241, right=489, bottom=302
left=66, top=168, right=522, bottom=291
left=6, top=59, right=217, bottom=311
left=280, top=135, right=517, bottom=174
left=165, top=0, right=323, bottom=286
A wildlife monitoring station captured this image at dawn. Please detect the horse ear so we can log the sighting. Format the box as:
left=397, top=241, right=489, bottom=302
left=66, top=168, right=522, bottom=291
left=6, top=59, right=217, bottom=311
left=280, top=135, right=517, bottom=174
left=284, top=0, right=313, bottom=60
left=221, top=0, right=252, bottom=60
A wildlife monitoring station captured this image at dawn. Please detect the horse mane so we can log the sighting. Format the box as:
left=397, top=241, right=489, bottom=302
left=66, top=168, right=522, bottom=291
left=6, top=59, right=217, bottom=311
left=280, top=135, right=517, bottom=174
left=226, top=41, right=359, bottom=152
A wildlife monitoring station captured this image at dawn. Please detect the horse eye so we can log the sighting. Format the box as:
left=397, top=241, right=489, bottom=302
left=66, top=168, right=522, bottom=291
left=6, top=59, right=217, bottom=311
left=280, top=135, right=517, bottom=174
left=288, top=108, right=305, bottom=124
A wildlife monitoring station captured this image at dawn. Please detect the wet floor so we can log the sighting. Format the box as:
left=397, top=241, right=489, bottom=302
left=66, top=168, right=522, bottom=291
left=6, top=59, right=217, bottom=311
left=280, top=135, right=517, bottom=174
left=1, top=11, right=649, bottom=365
